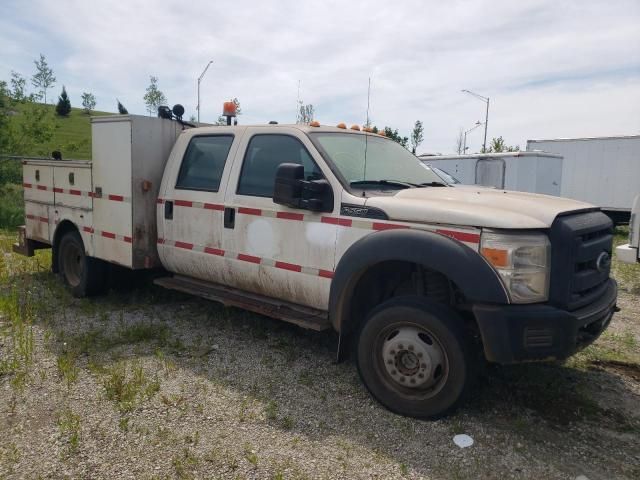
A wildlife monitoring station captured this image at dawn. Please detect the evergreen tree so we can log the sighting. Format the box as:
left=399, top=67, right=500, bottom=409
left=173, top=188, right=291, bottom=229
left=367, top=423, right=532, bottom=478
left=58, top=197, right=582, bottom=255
left=117, top=99, right=128, bottom=114
left=55, top=86, right=71, bottom=116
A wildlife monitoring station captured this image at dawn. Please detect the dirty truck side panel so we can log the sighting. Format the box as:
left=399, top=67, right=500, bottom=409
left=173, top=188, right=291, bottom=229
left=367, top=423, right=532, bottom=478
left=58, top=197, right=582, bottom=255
left=157, top=130, right=243, bottom=286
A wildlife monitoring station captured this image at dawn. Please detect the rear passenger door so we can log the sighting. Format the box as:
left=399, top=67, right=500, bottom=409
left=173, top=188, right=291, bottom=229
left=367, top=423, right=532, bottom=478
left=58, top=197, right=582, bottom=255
left=158, top=133, right=239, bottom=284
left=221, top=128, right=339, bottom=310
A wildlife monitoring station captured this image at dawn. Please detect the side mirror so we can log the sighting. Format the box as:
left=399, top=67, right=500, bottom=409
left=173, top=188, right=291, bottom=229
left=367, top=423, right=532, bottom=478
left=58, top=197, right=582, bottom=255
left=273, top=163, right=333, bottom=212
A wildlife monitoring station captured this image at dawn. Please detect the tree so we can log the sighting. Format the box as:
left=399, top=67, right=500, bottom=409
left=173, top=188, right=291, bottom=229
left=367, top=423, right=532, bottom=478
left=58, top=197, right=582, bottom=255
left=383, top=127, right=409, bottom=149
left=0, top=79, right=56, bottom=156
left=31, top=54, right=56, bottom=103
left=454, top=128, right=465, bottom=154
left=81, top=92, right=96, bottom=114
left=10, top=71, right=27, bottom=102
left=55, top=86, right=71, bottom=116
left=117, top=99, right=128, bottom=114
left=143, top=76, right=167, bottom=116
left=410, top=120, right=424, bottom=154
left=484, top=136, right=519, bottom=153
left=297, top=103, right=314, bottom=124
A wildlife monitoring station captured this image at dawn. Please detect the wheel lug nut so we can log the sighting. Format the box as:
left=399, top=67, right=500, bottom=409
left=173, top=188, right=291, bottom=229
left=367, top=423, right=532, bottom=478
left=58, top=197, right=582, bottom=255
left=390, top=350, right=395, bottom=355
left=391, top=370, right=397, bottom=375
left=421, top=363, right=427, bottom=369
left=417, top=352, right=423, bottom=358
left=410, top=378, right=415, bottom=384
left=418, top=373, right=424, bottom=378
left=408, top=345, right=414, bottom=351
left=399, top=377, right=405, bottom=382
left=387, top=359, right=393, bottom=365
left=398, top=344, right=404, bottom=349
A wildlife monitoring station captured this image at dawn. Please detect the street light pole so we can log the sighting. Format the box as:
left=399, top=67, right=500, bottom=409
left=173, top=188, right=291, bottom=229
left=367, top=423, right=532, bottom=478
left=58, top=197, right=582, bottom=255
left=462, top=89, right=489, bottom=152
left=197, top=60, right=213, bottom=123
left=463, top=121, right=482, bottom=154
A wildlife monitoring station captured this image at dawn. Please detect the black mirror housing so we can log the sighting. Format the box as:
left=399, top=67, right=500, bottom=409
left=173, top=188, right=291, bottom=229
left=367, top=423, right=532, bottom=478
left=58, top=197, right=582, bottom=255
left=273, top=163, right=333, bottom=212
left=273, top=163, right=304, bottom=208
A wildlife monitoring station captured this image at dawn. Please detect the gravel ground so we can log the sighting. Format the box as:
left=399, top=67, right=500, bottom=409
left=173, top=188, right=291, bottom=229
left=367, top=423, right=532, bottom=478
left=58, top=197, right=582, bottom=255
left=1, top=252, right=639, bottom=479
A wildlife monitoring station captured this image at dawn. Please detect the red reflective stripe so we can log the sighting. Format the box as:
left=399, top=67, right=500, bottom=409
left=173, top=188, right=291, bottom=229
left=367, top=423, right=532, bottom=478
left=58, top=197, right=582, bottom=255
left=37, top=185, right=47, bottom=191
left=124, top=236, right=132, bottom=243
left=88, top=191, right=96, bottom=198
left=83, top=226, right=94, bottom=233
left=318, top=269, right=334, bottom=279
left=277, top=211, right=304, bottom=221
left=436, top=229, right=480, bottom=244
left=101, top=231, right=116, bottom=239
left=372, top=222, right=409, bottom=231
left=238, top=207, right=262, bottom=216
left=175, top=241, right=194, bottom=250
left=321, top=216, right=352, bottom=227
left=53, top=187, right=64, bottom=193
left=175, top=199, right=193, bottom=207
left=23, top=183, right=32, bottom=188
left=204, top=247, right=225, bottom=256
left=108, top=194, right=124, bottom=202
left=156, top=198, right=164, bottom=204
left=39, top=217, right=48, bottom=223
left=26, top=214, right=36, bottom=220
left=157, top=238, right=165, bottom=244
left=204, top=203, right=224, bottom=211
left=237, top=253, right=261, bottom=264
left=275, top=261, right=302, bottom=272
left=69, top=189, right=81, bottom=196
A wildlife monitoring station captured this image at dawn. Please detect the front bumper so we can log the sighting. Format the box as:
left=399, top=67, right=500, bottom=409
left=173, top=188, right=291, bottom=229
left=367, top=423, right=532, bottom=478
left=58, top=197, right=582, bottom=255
left=472, top=279, right=617, bottom=364
left=615, top=244, right=639, bottom=264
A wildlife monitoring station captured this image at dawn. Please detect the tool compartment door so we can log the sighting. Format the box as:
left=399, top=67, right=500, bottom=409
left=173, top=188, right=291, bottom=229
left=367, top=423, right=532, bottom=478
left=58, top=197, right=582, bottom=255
left=23, top=163, right=54, bottom=203
left=53, top=164, right=92, bottom=209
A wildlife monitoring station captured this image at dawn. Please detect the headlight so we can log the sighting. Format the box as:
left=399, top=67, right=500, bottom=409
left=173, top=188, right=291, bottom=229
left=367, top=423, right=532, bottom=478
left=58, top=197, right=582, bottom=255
left=481, top=231, right=551, bottom=303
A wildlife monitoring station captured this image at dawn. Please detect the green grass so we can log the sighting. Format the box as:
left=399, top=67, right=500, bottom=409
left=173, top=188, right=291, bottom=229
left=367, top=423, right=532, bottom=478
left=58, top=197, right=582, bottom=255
left=7, top=102, right=112, bottom=159
left=612, top=226, right=640, bottom=293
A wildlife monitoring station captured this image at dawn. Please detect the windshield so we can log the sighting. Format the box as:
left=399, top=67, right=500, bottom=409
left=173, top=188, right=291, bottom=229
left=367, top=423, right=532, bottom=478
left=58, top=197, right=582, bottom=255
left=309, top=132, right=446, bottom=188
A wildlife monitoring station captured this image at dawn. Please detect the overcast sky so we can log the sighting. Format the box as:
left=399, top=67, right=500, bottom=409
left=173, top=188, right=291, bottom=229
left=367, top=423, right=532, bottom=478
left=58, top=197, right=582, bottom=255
left=1, top=0, right=639, bottom=154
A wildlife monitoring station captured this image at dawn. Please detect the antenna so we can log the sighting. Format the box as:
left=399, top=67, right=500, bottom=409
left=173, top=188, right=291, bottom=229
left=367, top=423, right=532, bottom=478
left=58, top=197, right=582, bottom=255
left=365, top=76, right=371, bottom=127
left=296, top=80, right=301, bottom=123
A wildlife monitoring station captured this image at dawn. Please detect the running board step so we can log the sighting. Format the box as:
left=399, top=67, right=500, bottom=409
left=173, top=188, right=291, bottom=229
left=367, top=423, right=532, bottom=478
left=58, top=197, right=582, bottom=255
left=154, top=275, right=331, bottom=331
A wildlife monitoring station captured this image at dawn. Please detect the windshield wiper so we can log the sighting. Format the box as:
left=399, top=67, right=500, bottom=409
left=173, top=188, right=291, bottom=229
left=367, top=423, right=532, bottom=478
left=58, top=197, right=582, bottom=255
left=418, top=181, right=448, bottom=187
left=350, top=179, right=418, bottom=189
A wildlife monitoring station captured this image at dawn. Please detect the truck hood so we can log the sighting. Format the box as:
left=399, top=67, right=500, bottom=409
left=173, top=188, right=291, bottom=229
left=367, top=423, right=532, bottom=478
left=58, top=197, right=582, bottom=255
left=365, top=186, right=595, bottom=229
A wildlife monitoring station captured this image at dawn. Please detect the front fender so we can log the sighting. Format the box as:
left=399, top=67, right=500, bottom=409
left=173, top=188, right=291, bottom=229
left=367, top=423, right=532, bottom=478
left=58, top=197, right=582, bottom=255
left=329, top=229, right=509, bottom=333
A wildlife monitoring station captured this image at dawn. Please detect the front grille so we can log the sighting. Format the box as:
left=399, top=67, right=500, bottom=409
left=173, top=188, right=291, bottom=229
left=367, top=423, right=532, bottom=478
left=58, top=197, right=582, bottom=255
left=549, top=211, right=613, bottom=311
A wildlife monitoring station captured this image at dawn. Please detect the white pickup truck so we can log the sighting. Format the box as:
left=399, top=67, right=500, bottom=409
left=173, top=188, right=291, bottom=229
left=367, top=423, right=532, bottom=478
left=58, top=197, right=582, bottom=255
left=14, top=113, right=618, bottom=418
left=616, top=195, right=640, bottom=264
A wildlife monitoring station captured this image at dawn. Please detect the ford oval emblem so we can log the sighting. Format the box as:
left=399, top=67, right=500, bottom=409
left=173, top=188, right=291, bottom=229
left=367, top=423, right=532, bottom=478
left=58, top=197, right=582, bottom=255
left=596, top=251, right=611, bottom=272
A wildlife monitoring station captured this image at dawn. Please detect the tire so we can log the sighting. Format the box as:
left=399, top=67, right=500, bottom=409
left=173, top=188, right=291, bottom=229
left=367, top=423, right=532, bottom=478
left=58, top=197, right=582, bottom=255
left=356, top=296, right=469, bottom=419
left=57, top=230, right=106, bottom=297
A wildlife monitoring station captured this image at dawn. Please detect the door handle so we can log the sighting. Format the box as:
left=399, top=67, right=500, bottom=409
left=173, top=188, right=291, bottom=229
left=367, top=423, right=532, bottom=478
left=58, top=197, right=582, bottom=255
left=164, top=200, right=173, bottom=220
left=224, top=207, right=235, bottom=229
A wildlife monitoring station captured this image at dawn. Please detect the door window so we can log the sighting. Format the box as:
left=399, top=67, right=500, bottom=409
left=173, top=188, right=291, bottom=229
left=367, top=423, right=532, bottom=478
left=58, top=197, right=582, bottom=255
left=176, top=135, right=234, bottom=191
left=237, top=134, right=322, bottom=197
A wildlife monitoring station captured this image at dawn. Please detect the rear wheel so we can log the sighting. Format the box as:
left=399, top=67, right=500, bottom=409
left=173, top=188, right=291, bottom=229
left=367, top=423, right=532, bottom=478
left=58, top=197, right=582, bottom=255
left=356, top=296, right=469, bottom=419
left=58, top=230, right=106, bottom=297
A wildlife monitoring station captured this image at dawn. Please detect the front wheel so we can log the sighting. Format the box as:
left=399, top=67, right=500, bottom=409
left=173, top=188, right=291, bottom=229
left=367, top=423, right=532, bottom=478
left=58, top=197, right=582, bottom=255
left=356, top=296, right=469, bottom=419
left=58, top=230, right=106, bottom=297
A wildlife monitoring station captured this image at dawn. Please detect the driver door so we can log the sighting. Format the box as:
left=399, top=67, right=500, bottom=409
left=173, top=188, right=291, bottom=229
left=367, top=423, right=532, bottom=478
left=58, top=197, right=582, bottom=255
left=221, top=127, right=339, bottom=310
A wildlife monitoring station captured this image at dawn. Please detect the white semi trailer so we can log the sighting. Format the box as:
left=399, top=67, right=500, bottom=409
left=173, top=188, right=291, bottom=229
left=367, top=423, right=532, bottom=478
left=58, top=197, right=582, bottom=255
left=418, top=152, right=563, bottom=196
left=526, top=135, right=640, bottom=223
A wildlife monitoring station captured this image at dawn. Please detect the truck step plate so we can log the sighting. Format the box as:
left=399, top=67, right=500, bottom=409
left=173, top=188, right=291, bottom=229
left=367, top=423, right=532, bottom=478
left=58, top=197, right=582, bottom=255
left=154, top=275, right=331, bottom=331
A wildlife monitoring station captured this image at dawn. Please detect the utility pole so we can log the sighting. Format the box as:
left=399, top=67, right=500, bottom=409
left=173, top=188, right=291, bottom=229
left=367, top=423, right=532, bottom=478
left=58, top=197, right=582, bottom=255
left=197, top=60, right=213, bottom=123
left=366, top=77, right=371, bottom=127
left=462, top=89, right=490, bottom=152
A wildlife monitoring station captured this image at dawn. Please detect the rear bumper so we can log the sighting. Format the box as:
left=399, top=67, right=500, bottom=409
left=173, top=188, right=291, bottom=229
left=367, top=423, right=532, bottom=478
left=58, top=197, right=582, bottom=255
left=473, top=279, right=617, bottom=364
left=615, top=244, right=638, bottom=264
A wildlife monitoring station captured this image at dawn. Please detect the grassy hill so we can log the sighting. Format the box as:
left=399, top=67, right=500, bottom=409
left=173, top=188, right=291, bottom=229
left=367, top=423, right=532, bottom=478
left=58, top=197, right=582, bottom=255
left=9, top=103, right=113, bottom=160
